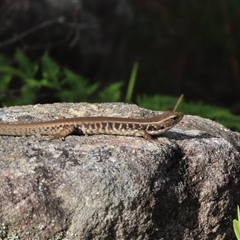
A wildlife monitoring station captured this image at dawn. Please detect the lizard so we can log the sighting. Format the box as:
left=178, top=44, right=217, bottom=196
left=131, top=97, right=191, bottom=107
left=0, top=111, right=183, bottom=141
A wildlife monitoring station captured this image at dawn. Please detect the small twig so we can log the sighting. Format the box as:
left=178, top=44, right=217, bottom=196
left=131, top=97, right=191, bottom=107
left=0, top=14, right=96, bottom=49
left=0, top=17, right=65, bottom=47
left=173, top=94, right=184, bottom=111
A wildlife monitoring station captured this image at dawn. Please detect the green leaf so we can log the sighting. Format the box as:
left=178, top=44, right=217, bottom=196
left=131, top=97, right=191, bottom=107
left=126, top=62, right=138, bottom=102
left=99, top=82, right=123, bottom=102
left=0, top=66, right=27, bottom=79
left=58, top=68, right=99, bottom=102
left=233, top=218, right=240, bottom=240
left=0, top=73, right=12, bottom=91
left=41, top=52, right=60, bottom=82
left=23, top=78, right=46, bottom=89
left=14, top=48, right=38, bottom=77
left=136, top=94, right=179, bottom=111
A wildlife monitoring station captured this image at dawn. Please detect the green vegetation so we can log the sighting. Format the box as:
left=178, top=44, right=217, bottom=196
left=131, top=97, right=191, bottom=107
left=0, top=49, right=122, bottom=105
left=0, top=50, right=240, bottom=131
left=137, top=94, right=240, bottom=131
left=125, top=62, right=138, bottom=102
left=233, top=206, right=240, bottom=240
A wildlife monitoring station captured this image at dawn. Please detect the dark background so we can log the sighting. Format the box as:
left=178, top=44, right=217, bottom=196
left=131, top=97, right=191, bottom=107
left=0, top=1, right=239, bottom=113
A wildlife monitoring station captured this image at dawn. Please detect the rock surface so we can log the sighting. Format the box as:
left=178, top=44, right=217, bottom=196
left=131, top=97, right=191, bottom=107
left=0, top=103, right=239, bottom=239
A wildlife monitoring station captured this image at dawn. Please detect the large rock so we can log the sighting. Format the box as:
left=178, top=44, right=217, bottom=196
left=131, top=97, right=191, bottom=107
left=0, top=103, right=239, bottom=239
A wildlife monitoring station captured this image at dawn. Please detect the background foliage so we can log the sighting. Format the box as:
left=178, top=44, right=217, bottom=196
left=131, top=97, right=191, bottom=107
left=0, top=2, right=240, bottom=131
left=126, top=2, right=240, bottom=113
left=0, top=50, right=240, bottom=131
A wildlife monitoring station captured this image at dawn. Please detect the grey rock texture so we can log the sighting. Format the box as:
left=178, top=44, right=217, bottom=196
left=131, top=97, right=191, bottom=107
left=0, top=103, right=239, bottom=239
